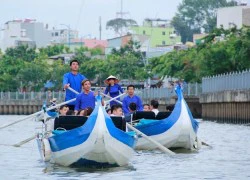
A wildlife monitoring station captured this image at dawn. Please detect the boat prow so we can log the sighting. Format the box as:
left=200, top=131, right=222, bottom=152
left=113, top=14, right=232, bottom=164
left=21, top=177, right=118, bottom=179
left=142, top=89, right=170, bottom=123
left=135, top=85, right=199, bottom=150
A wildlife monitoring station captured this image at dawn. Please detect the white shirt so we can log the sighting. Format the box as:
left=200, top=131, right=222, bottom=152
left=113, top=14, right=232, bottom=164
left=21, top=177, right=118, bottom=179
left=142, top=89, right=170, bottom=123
left=152, top=109, right=159, bottom=116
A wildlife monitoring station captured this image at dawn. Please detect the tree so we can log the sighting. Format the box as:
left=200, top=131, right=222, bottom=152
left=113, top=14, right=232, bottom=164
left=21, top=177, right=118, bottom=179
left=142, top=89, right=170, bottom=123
left=111, top=40, right=143, bottom=59
left=4, top=45, right=37, bottom=62
left=149, top=27, right=250, bottom=83
left=17, top=59, right=50, bottom=91
left=39, top=45, right=65, bottom=57
left=171, top=0, right=237, bottom=43
left=106, top=18, right=137, bottom=36
left=108, top=40, right=146, bottom=80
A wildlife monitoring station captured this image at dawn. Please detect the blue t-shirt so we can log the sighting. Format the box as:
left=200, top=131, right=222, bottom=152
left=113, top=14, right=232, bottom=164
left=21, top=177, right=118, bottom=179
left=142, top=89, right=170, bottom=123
left=74, top=91, right=95, bottom=111
left=63, top=72, right=86, bottom=105
left=122, top=95, right=143, bottom=114
left=104, top=84, right=124, bottom=107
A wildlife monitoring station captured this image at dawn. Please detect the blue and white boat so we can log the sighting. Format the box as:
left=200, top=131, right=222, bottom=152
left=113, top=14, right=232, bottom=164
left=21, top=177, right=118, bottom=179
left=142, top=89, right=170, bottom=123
left=134, top=85, right=200, bottom=150
left=37, top=95, right=136, bottom=167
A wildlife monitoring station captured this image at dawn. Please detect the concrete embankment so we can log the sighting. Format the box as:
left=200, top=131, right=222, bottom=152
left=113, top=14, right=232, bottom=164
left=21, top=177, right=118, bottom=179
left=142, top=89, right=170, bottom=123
left=0, top=100, right=43, bottom=115
left=200, top=90, right=250, bottom=124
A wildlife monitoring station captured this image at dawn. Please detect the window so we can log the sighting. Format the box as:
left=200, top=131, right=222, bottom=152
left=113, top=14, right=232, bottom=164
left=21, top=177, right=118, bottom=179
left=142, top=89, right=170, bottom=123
left=143, top=30, right=146, bottom=35
left=55, top=32, right=59, bottom=36
left=162, top=31, right=166, bottom=35
left=162, top=41, right=166, bottom=45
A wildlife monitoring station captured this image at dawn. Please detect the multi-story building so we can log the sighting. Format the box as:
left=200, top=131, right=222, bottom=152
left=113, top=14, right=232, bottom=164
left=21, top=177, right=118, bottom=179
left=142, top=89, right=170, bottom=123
left=130, top=18, right=181, bottom=47
left=217, top=5, right=250, bottom=29
left=105, top=34, right=150, bottom=55
left=0, top=19, right=51, bottom=51
left=50, top=28, right=78, bottom=45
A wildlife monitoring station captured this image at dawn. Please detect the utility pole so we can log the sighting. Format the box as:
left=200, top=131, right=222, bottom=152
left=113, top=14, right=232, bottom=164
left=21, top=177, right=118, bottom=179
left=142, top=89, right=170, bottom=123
left=116, top=0, right=129, bottom=19
left=116, top=0, right=129, bottom=36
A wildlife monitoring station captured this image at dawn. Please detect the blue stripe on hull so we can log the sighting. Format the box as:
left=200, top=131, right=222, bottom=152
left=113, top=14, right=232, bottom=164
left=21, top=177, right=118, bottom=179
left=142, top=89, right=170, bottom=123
left=184, top=100, right=199, bottom=133
left=49, top=97, right=136, bottom=152
left=48, top=105, right=99, bottom=152
left=135, top=85, right=198, bottom=136
left=103, top=106, right=136, bottom=148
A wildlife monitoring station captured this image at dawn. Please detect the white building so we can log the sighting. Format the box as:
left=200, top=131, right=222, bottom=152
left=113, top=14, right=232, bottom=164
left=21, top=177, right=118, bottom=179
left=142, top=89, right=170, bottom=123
left=105, top=34, right=150, bottom=55
left=50, top=28, right=78, bottom=45
left=217, top=5, right=250, bottom=29
left=0, top=19, right=51, bottom=51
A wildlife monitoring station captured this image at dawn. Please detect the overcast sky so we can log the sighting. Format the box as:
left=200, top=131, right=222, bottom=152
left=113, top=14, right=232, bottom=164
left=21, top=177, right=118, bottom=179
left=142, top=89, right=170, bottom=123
left=0, top=0, right=183, bottom=39
left=1, top=0, right=249, bottom=39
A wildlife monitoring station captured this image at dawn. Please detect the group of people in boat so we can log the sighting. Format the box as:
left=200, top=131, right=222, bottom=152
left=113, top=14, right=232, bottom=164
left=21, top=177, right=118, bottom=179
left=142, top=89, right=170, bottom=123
left=58, top=59, right=171, bottom=119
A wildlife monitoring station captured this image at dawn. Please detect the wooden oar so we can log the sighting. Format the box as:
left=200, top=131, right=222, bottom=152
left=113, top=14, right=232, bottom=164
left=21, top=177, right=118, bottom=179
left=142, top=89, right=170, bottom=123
left=0, top=98, right=76, bottom=130
left=126, top=123, right=175, bottom=155
left=13, top=134, right=37, bottom=147
left=105, top=93, right=126, bottom=104
left=101, top=93, right=123, bottom=105
left=68, top=87, right=175, bottom=155
left=68, top=86, right=126, bottom=105
left=201, top=139, right=212, bottom=148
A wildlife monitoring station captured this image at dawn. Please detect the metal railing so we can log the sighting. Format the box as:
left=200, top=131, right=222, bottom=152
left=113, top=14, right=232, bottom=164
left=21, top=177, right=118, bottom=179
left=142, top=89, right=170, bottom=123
left=0, top=83, right=202, bottom=103
left=0, top=91, right=65, bottom=101
left=202, top=69, right=250, bottom=93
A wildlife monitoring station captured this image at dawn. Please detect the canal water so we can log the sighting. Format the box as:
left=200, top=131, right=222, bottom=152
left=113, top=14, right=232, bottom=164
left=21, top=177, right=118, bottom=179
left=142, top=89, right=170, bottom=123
left=0, top=115, right=250, bottom=180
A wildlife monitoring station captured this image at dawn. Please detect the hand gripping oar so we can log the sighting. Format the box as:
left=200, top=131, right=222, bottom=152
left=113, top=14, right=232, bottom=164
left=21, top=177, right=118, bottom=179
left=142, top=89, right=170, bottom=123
left=0, top=98, right=76, bottom=130
left=67, top=87, right=175, bottom=155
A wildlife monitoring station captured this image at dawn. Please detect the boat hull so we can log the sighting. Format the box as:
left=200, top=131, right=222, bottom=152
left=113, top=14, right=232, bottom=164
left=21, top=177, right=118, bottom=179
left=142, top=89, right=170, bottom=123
left=135, top=85, right=199, bottom=150
left=44, top=101, right=135, bottom=167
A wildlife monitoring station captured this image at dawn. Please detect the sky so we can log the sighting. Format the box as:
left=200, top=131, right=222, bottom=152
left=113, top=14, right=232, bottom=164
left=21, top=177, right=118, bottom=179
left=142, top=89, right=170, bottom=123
left=0, top=0, right=183, bottom=39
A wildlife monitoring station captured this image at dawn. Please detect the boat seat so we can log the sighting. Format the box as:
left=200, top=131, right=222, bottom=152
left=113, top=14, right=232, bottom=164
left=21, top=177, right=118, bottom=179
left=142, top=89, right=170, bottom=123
left=155, top=112, right=172, bottom=120
left=54, top=115, right=126, bottom=131
left=132, top=111, right=156, bottom=121
left=110, top=116, right=126, bottom=131
left=54, top=116, right=88, bottom=130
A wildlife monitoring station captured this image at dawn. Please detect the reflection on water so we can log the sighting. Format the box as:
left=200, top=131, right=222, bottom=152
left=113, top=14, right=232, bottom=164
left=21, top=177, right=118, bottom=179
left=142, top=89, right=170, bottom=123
left=0, top=115, right=250, bottom=179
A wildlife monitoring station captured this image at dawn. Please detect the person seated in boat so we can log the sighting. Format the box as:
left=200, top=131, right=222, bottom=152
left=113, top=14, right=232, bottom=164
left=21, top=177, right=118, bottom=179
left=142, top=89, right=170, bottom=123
left=110, top=104, right=123, bottom=116
left=150, top=99, right=159, bottom=116
left=81, top=107, right=93, bottom=116
left=122, top=85, right=143, bottom=115
left=106, top=108, right=112, bottom=115
left=143, top=104, right=150, bottom=111
left=166, top=104, right=174, bottom=112
left=124, top=103, right=137, bottom=122
left=59, top=105, right=69, bottom=116
left=104, top=75, right=124, bottom=107
left=129, top=102, right=137, bottom=113
left=74, top=79, right=96, bottom=116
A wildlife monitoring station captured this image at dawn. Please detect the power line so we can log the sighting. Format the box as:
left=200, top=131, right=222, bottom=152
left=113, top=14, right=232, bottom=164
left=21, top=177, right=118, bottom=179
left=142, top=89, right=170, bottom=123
left=75, top=0, right=85, bottom=32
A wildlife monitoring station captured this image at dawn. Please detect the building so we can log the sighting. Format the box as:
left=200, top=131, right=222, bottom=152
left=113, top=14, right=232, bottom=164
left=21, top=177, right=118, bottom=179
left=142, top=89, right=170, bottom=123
left=48, top=53, right=75, bottom=64
left=217, top=5, right=250, bottom=29
left=105, top=34, right=150, bottom=55
left=130, top=18, right=181, bottom=47
left=50, top=28, right=78, bottom=45
left=0, top=19, right=51, bottom=51
left=70, top=39, right=108, bottom=53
